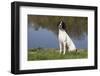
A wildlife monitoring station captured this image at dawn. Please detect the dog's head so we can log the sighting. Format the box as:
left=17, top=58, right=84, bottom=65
left=57, top=21, right=66, bottom=30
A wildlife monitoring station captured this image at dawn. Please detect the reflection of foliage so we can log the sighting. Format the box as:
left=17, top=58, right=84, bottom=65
left=28, top=15, right=88, bottom=38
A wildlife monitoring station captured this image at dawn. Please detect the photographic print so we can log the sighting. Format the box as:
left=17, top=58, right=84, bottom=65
left=11, top=1, right=97, bottom=74
left=28, top=15, right=88, bottom=61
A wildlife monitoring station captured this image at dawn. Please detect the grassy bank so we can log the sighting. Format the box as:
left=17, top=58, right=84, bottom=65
left=28, top=48, right=88, bottom=61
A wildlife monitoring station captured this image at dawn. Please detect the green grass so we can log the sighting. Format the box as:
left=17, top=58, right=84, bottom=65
left=28, top=48, right=88, bottom=61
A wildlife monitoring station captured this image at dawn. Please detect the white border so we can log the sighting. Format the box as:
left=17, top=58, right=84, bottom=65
left=20, top=6, right=94, bottom=70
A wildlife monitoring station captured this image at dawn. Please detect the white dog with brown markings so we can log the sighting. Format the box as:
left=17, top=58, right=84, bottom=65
left=58, top=21, right=77, bottom=54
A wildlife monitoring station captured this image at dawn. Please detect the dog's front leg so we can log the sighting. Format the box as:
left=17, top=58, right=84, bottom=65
left=59, top=42, right=63, bottom=54
left=63, top=42, right=66, bottom=55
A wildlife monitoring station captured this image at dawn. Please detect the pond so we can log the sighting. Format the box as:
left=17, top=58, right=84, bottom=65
left=28, top=15, right=88, bottom=49
left=28, top=23, right=87, bottom=49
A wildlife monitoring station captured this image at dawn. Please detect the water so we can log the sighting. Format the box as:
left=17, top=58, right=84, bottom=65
left=28, top=26, right=59, bottom=48
left=28, top=24, right=87, bottom=49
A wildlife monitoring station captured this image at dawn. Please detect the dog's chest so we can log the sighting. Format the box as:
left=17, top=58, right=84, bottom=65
left=58, top=29, right=67, bottom=42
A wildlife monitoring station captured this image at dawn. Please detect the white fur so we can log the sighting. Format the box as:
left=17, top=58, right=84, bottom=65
left=58, top=29, right=76, bottom=54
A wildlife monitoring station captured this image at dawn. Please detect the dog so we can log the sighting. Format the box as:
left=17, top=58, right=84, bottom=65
left=58, top=21, right=77, bottom=54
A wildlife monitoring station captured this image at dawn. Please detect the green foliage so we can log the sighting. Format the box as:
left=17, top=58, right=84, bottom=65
left=28, top=48, right=88, bottom=61
left=28, top=15, right=88, bottom=38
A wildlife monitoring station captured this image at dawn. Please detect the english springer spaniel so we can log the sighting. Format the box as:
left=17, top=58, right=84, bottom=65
left=58, top=21, right=77, bottom=54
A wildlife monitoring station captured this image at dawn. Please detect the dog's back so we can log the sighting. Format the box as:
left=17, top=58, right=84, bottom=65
left=66, top=33, right=76, bottom=51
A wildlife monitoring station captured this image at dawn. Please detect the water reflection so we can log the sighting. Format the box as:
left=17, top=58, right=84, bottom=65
left=28, top=25, right=59, bottom=48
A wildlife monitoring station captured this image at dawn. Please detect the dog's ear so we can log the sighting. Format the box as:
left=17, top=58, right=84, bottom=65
left=57, top=21, right=60, bottom=27
left=62, top=21, right=68, bottom=32
left=62, top=21, right=66, bottom=29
